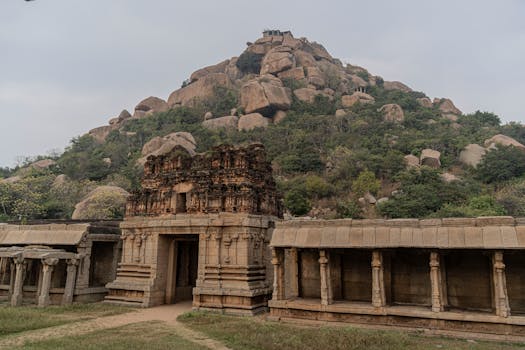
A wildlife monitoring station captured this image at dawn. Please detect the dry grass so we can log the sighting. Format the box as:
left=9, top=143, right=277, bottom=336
left=0, top=302, right=131, bottom=337
left=178, top=312, right=525, bottom=350
left=11, top=321, right=207, bottom=350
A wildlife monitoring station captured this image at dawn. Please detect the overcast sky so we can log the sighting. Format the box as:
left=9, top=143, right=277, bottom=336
left=1, top=0, right=524, bottom=167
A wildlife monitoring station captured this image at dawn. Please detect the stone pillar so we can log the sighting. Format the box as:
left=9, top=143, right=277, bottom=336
left=493, top=251, right=510, bottom=317
left=288, top=248, right=299, bottom=298
left=319, top=250, right=332, bottom=306
left=8, top=260, right=15, bottom=300
left=371, top=250, right=386, bottom=308
left=62, top=258, right=79, bottom=305
left=11, top=256, right=26, bottom=307
left=38, top=258, right=59, bottom=307
left=429, top=251, right=444, bottom=312
left=271, top=248, right=284, bottom=300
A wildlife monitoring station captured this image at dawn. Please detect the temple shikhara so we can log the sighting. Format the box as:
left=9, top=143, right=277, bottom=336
left=2, top=143, right=525, bottom=338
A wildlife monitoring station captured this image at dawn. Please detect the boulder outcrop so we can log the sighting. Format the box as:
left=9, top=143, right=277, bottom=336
left=240, top=75, right=291, bottom=116
left=434, top=98, right=462, bottom=115
left=484, top=134, right=525, bottom=150
left=383, top=81, right=412, bottom=92
left=293, top=88, right=331, bottom=104
left=168, top=73, right=231, bottom=107
left=190, top=59, right=230, bottom=82
left=404, top=154, right=420, bottom=168
left=238, top=113, right=269, bottom=131
left=260, top=46, right=295, bottom=75
left=379, top=104, right=404, bottom=123
left=459, top=144, right=486, bottom=167
left=202, top=116, right=239, bottom=130
left=139, top=132, right=197, bottom=165
left=71, top=186, right=129, bottom=220
left=420, top=149, right=441, bottom=168
left=341, top=92, right=375, bottom=108
left=134, top=96, right=169, bottom=114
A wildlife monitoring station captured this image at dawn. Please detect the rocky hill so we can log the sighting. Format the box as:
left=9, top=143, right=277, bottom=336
left=2, top=30, right=525, bottom=222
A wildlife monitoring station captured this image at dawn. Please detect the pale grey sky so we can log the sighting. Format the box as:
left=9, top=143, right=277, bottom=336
left=1, top=0, right=524, bottom=167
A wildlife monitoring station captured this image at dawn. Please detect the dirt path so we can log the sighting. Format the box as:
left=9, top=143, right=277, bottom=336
left=0, top=302, right=232, bottom=350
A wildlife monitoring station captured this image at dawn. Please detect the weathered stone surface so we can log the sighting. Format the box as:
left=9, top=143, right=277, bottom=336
left=135, top=96, right=169, bottom=114
left=384, top=81, right=412, bottom=92
left=417, top=97, right=433, bottom=108
left=459, top=144, right=486, bottom=168
left=294, top=50, right=317, bottom=67
left=168, top=73, right=231, bottom=107
left=118, top=109, right=132, bottom=122
left=305, top=66, right=325, bottom=88
left=238, top=113, right=269, bottom=131
left=202, top=116, right=239, bottom=130
left=277, top=66, right=305, bottom=80
left=30, top=159, right=56, bottom=170
left=364, top=192, right=377, bottom=205
left=420, top=149, right=441, bottom=168
left=379, top=103, right=404, bottom=123
left=273, top=110, right=287, bottom=124
left=335, top=109, right=347, bottom=117
left=0, top=176, right=21, bottom=184
left=190, top=59, right=230, bottom=82
left=350, top=75, right=368, bottom=89
left=484, top=134, right=525, bottom=149
left=139, top=132, right=197, bottom=165
left=441, top=172, right=459, bottom=182
left=71, top=186, right=129, bottom=220
left=341, top=92, right=375, bottom=108
left=293, top=88, right=330, bottom=104
left=240, top=76, right=291, bottom=116
left=434, top=98, right=462, bottom=115
left=260, top=46, right=295, bottom=75
left=89, top=125, right=118, bottom=143
left=443, top=113, right=458, bottom=122
left=404, top=154, right=420, bottom=168
left=204, top=111, right=213, bottom=120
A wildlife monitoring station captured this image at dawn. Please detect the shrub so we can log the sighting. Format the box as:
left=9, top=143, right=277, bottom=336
left=352, top=170, right=381, bottom=196
left=476, top=146, right=525, bottom=183
left=284, top=189, right=311, bottom=216
left=236, top=51, right=263, bottom=74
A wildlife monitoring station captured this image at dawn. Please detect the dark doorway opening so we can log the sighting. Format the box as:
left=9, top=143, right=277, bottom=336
left=165, top=235, right=199, bottom=304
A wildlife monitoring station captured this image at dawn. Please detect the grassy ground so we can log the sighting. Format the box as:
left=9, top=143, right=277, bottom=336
left=10, top=321, right=207, bottom=350
left=178, top=312, right=525, bottom=350
left=0, top=303, right=131, bottom=337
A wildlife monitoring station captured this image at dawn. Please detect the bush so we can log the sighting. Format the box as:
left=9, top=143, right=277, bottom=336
left=336, top=200, right=362, bottom=219
left=476, top=146, right=525, bottom=183
left=284, top=189, right=311, bottom=216
left=236, top=51, right=263, bottom=74
left=352, top=170, right=381, bottom=196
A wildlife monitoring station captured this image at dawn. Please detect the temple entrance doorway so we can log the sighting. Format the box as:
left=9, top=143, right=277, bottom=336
left=165, top=235, right=199, bottom=304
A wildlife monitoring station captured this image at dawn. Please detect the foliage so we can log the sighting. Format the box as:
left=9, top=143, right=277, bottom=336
left=476, top=146, right=525, bottom=183
left=352, top=170, right=381, bottom=196
left=495, top=179, right=525, bottom=217
left=236, top=51, right=263, bottom=74
left=377, top=167, right=476, bottom=218
left=336, top=200, right=363, bottom=219
left=434, top=195, right=507, bottom=217
left=283, top=189, right=311, bottom=216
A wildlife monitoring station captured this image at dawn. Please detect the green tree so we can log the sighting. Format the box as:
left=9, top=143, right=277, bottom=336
left=476, top=146, right=525, bottom=183
left=352, top=170, right=381, bottom=196
left=284, top=189, right=311, bottom=216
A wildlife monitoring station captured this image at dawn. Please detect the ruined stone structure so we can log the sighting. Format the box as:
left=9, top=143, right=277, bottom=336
left=105, top=144, right=282, bottom=314
left=0, top=222, right=121, bottom=306
left=269, top=218, right=525, bottom=337
left=102, top=142, right=525, bottom=336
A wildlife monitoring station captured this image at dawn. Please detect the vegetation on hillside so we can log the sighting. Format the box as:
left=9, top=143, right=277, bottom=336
left=2, top=83, right=525, bottom=222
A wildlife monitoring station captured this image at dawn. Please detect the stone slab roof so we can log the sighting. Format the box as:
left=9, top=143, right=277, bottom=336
left=0, top=224, right=89, bottom=246
left=270, top=217, right=525, bottom=249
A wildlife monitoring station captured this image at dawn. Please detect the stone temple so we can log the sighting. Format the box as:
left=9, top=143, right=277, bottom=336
left=102, top=142, right=525, bottom=337
left=105, top=143, right=282, bottom=314
left=3, top=142, right=525, bottom=338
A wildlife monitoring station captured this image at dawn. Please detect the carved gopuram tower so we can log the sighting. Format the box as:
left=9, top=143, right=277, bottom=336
left=105, top=143, right=282, bottom=314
